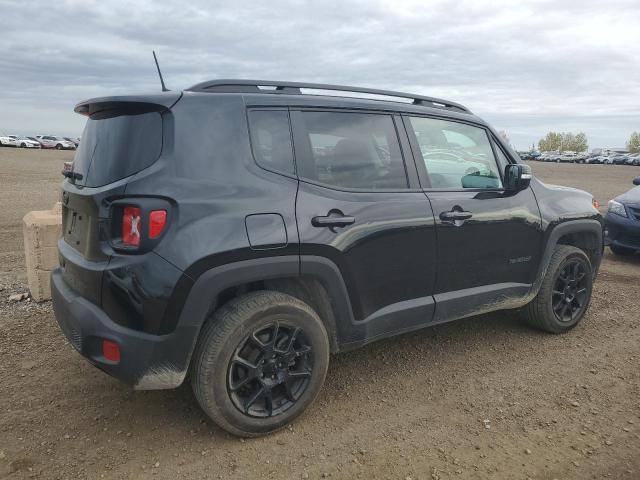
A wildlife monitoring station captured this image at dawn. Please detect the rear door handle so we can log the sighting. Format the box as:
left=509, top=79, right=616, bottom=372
left=312, top=214, right=355, bottom=229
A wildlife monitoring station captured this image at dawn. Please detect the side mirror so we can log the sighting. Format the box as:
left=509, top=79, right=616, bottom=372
left=504, top=163, right=532, bottom=192
left=633, top=176, right=640, bottom=186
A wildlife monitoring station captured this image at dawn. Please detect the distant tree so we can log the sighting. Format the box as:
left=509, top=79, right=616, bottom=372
left=628, top=132, right=640, bottom=153
left=572, top=132, right=588, bottom=152
left=538, top=131, right=588, bottom=152
left=538, top=132, right=562, bottom=152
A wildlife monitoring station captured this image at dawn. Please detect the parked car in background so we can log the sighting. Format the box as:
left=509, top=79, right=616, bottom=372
left=610, top=154, right=629, bottom=165
left=605, top=176, right=640, bottom=256
left=64, top=137, right=80, bottom=147
left=0, top=134, right=19, bottom=147
left=16, top=136, right=41, bottom=148
left=26, top=136, right=48, bottom=148
left=36, top=135, right=76, bottom=150
left=559, top=153, right=577, bottom=163
left=587, top=155, right=607, bottom=164
left=625, top=153, right=640, bottom=166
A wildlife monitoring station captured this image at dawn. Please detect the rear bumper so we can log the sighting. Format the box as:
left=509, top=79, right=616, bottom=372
left=604, top=213, right=640, bottom=251
left=51, top=268, right=199, bottom=390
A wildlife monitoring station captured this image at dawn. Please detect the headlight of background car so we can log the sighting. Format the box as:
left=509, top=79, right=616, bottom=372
left=608, top=200, right=627, bottom=217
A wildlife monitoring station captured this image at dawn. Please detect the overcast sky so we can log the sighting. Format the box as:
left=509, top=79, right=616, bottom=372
left=1, top=0, right=639, bottom=150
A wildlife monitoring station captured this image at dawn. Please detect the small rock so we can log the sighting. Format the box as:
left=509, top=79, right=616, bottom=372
left=604, top=440, right=613, bottom=446
left=571, top=401, right=580, bottom=407
left=623, top=427, right=630, bottom=432
left=154, top=462, right=159, bottom=468
left=524, top=448, right=532, bottom=455
left=9, top=292, right=28, bottom=302
left=483, top=419, right=491, bottom=430
left=301, top=473, right=309, bottom=480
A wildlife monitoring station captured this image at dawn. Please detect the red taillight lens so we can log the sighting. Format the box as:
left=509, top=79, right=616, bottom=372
left=102, top=339, right=121, bottom=363
left=122, top=206, right=141, bottom=246
left=149, top=210, right=167, bottom=239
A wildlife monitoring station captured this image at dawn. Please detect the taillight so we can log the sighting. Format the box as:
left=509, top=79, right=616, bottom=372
left=149, top=210, right=167, bottom=239
left=110, top=199, right=171, bottom=252
left=102, top=339, right=121, bottom=363
left=122, top=206, right=141, bottom=246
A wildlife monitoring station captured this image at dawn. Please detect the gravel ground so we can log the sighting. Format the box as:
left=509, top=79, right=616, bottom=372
left=1, top=148, right=639, bottom=480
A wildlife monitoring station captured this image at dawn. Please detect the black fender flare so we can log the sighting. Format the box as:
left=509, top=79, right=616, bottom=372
left=175, top=254, right=355, bottom=365
left=529, top=219, right=603, bottom=299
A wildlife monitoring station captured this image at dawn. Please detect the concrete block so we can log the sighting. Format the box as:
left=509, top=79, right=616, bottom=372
left=29, top=268, right=53, bottom=302
left=23, top=204, right=62, bottom=302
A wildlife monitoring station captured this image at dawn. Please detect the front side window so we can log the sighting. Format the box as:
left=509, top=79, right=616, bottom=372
left=408, top=117, right=503, bottom=189
left=295, top=111, right=407, bottom=190
left=247, top=110, right=295, bottom=175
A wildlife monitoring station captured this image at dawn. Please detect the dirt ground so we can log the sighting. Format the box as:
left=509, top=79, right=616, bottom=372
left=1, top=148, right=638, bottom=480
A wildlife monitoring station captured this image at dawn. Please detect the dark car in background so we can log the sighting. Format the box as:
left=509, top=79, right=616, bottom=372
left=625, top=153, right=640, bottom=166
left=605, top=176, right=640, bottom=255
left=610, top=154, right=629, bottom=165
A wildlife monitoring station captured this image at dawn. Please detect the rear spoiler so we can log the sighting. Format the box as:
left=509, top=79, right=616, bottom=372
left=74, top=92, right=182, bottom=118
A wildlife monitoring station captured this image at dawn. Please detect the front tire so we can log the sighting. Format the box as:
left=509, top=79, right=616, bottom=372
left=191, top=291, right=330, bottom=437
left=523, top=245, right=593, bottom=333
left=55, top=144, right=62, bottom=150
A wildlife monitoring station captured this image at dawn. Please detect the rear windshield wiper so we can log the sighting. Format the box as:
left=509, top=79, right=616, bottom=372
left=62, top=161, right=83, bottom=181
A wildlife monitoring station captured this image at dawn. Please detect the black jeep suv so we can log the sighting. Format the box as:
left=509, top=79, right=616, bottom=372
left=52, top=80, right=603, bottom=436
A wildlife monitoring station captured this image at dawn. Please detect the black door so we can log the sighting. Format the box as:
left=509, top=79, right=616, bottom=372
left=291, top=110, right=438, bottom=345
left=404, top=115, right=543, bottom=322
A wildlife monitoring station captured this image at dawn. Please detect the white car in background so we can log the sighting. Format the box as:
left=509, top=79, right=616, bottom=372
left=16, top=137, right=42, bottom=148
left=36, top=135, right=76, bottom=150
left=0, top=134, right=19, bottom=147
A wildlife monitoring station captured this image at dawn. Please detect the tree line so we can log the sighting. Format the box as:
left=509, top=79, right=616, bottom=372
left=538, top=132, right=588, bottom=152
left=537, top=131, right=640, bottom=153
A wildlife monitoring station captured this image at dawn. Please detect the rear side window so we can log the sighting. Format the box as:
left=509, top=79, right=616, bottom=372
left=408, top=116, right=503, bottom=189
left=293, top=111, right=407, bottom=190
left=73, top=112, right=162, bottom=187
left=247, top=110, right=295, bottom=175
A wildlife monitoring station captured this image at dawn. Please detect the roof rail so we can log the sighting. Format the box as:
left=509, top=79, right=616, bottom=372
left=185, top=79, right=471, bottom=113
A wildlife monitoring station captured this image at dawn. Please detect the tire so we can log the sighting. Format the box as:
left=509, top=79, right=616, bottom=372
left=523, top=245, right=593, bottom=333
left=610, top=244, right=635, bottom=256
left=191, top=291, right=330, bottom=437
left=55, top=144, right=62, bottom=150
left=20, top=143, right=26, bottom=148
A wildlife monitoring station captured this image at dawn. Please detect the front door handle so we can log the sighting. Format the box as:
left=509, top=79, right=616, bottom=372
left=439, top=209, right=473, bottom=224
left=312, top=213, right=356, bottom=229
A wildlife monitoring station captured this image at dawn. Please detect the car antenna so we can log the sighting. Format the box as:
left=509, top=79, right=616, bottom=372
left=153, top=50, right=170, bottom=92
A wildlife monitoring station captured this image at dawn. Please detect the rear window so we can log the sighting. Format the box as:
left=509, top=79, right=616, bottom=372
left=247, top=110, right=295, bottom=175
left=73, top=112, right=163, bottom=187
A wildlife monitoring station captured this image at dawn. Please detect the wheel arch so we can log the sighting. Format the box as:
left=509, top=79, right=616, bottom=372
left=533, top=219, right=603, bottom=295
left=176, top=255, right=355, bottom=359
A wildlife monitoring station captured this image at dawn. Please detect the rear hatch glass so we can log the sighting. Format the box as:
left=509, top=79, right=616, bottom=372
left=72, top=112, right=162, bottom=187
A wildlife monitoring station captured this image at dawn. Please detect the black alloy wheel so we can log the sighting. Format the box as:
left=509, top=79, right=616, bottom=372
left=551, top=260, right=589, bottom=322
left=228, top=322, right=313, bottom=418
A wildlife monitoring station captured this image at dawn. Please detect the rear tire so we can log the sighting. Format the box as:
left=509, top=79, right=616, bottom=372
left=523, top=245, right=593, bottom=333
left=610, top=244, right=635, bottom=256
left=191, top=291, right=330, bottom=437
